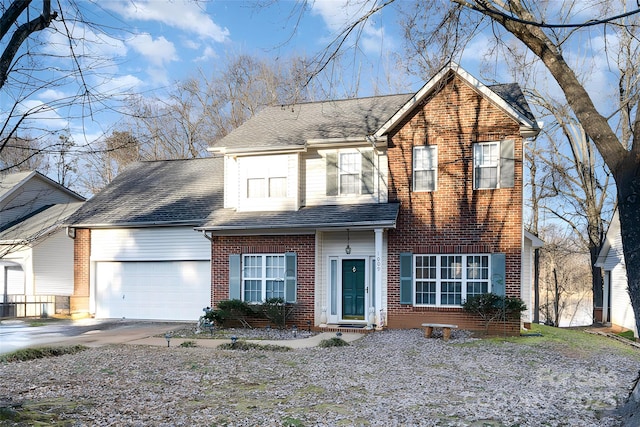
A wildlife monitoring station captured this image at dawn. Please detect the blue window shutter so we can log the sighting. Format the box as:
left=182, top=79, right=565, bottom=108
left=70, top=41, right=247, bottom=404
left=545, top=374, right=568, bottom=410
left=326, top=152, right=338, bottom=196
left=229, top=254, right=241, bottom=300
left=285, top=252, right=297, bottom=303
left=491, top=253, right=506, bottom=296
left=361, top=150, right=374, bottom=195
left=399, top=252, right=413, bottom=304
left=500, top=140, right=514, bottom=188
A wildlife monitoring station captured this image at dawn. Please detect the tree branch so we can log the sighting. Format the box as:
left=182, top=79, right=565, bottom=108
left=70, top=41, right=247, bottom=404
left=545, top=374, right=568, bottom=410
left=0, top=0, right=57, bottom=89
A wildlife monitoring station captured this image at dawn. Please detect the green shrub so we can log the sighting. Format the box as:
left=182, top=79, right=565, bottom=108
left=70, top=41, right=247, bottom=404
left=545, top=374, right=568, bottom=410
left=462, top=293, right=527, bottom=334
left=179, top=340, right=197, bottom=348
left=0, top=345, right=88, bottom=363
left=260, top=297, right=296, bottom=329
left=219, top=341, right=291, bottom=351
left=206, top=299, right=257, bottom=327
left=318, top=337, right=349, bottom=348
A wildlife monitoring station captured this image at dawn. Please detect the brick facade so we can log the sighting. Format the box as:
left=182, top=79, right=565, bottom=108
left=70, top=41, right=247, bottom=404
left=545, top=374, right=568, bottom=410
left=211, top=234, right=316, bottom=327
left=70, top=228, right=90, bottom=316
left=385, top=75, right=523, bottom=334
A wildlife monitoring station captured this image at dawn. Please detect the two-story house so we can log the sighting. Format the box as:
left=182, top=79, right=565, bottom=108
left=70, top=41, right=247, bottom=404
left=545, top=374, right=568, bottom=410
left=199, top=63, right=540, bottom=333
left=68, top=63, right=540, bottom=333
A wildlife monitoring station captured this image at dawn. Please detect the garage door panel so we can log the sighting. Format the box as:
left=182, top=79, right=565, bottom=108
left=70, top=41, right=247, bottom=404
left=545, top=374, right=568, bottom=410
left=95, top=261, right=210, bottom=321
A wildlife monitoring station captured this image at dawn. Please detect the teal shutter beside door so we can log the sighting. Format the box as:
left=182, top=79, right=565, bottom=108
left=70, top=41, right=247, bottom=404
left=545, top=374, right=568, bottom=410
left=399, top=252, right=413, bottom=304
left=491, top=253, right=506, bottom=296
left=285, top=252, right=297, bottom=303
left=229, top=254, right=241, bottom=300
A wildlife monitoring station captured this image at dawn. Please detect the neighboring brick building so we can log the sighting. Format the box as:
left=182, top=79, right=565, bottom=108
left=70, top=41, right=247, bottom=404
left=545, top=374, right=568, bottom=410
left=68, top=63, right=540, bottom=333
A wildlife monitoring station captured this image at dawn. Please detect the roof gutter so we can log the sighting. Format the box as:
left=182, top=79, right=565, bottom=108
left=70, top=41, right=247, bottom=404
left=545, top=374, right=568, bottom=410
left=208, top=145, right=306, bottom=156
left=68, top=220, right=206, bottom=229
left=196, top=219, right=397, bottom=233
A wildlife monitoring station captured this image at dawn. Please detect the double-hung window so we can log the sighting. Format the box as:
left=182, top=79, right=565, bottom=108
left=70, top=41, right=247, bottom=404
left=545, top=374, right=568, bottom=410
left=473, top=140, right=515, bottom=190
left=242, top=254, right=285, bottom=302
left=326, top=150, right=375, bottom=196
left=413, top=146, right=437, bottom=191
left=473, top=142, right=499, bottom=189
left=414, top=254, right=490, bottom=306
left=339, top=152, right=361, bottom=195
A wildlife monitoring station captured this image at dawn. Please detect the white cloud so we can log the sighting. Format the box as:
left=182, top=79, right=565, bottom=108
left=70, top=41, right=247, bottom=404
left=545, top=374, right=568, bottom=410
left=95, top=74, right=144, bottom=96
left=128, top=33, right=178, bottom=67
left=311, top=0, right=393, bottom=55
left=19, top=100, right=69, bottom=130
left=194, top=46, right=217, bottom=62
left=105, top=0, right=230, bottom=42
left=39, top=89, right=69, bottom=102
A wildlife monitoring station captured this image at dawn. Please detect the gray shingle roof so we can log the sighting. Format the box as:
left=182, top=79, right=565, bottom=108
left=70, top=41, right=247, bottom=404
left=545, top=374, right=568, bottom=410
left=68, top=157, right=223, bottom=227
left=0, top=202, right=84, bottom=242
left=200, top=203, right=400, bottom=231
left=210, top=94, right=414, bottom=151
left=488, top=83, right=537, bottom=124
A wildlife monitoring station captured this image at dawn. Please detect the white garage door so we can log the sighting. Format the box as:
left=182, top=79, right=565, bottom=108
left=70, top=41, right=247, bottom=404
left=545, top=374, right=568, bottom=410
left=95, top=261, right=210, bottom=321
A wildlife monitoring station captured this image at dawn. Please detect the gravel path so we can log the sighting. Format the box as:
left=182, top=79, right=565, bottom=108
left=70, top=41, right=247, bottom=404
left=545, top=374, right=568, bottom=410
left=2, top=328, right=639, bottom=426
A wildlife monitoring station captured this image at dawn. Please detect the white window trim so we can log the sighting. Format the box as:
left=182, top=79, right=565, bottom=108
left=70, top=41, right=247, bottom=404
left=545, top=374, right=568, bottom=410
left=338, top=151, right=362, bottom=196
left=473, top=141, right=500, bottom=190
left=413, top=254, right=491, bottom=307
left=242, top=254, right=286, bottom=302
left=413, top=145, right=438, bottom=192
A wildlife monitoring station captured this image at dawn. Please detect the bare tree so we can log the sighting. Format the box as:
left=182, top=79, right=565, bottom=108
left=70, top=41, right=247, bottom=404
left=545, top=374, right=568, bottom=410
left=538, top=225, right=592, bottom=327
left=79, top=130, right=140, bottom=195
left=297, top=0, right=640, bottom=335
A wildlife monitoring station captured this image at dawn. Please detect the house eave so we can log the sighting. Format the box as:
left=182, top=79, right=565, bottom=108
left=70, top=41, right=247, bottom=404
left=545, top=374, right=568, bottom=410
left=208, top=145, right=306, bottom=156
left=306, top=136, right=388, bottom=148
left=197, top=220, right=397, bottom=234
left=69, top=220, right=205, bottom=229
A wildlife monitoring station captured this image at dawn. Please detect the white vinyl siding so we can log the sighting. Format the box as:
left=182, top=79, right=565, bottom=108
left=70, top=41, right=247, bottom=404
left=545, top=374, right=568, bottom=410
left=91, top=227, right=210, bottom=261
left=236, top=154, right=298, bottom=211
left=304, top=149, right=388, bottom=206
left=0, top=177, right=81, bottom=226
left=33, top=231, right=75, bottom=295
left=602, top=221, right=636, bottom=335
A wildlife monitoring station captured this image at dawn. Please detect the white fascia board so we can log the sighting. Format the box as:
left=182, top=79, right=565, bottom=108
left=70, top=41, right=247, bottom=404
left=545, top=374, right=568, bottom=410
left=306, top=135, right=388, bottom=149
left=374, top=62, right=539, bottom=137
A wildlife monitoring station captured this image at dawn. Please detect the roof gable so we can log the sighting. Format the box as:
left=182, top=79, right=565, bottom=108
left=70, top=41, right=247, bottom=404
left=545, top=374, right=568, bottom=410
left=0, top=171, right=84, bottom=204
left=374, top=63, right=539, bottom=139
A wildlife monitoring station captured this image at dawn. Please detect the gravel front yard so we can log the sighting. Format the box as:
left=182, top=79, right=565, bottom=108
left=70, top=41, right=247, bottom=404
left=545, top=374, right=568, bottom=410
left=2, top=327, right=640, bottom=426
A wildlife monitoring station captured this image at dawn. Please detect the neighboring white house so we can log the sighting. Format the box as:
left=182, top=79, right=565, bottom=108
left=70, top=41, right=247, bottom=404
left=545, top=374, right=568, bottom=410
left=595, top=210, right=637, bottom=337
left=522, top=230, right=544, bottom=326
left=0, top=171, right=85, bottom=316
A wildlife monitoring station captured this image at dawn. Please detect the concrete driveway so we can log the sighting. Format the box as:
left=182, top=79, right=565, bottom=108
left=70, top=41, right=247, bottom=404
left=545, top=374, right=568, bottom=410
left=0, top=318, right=185, bottom=354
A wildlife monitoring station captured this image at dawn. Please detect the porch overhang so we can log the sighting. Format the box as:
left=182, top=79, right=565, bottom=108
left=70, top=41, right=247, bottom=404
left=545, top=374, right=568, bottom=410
left=196, top=203, right=400, bottom=235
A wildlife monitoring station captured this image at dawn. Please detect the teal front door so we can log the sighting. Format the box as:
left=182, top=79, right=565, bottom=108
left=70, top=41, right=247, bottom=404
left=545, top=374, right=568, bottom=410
left=342, top=259, right=366, bottom=320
